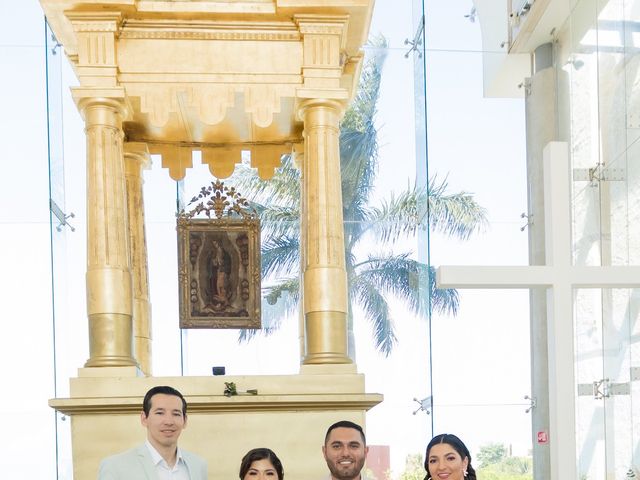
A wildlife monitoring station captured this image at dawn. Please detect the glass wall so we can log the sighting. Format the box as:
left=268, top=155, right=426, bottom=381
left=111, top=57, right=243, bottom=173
left=423, top=0, right=532, bottom=473
left=554, top=0, right=640, bottom=477
left=1, top=2, right=58, bottom=478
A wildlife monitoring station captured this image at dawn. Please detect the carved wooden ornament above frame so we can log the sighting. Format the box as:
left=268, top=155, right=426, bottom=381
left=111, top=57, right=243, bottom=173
left=177, top=181, right=261, bottom=329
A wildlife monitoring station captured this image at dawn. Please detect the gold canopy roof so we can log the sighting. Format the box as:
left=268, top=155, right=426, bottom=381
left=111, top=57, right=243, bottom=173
left=41, top=0, right=375, bottom=179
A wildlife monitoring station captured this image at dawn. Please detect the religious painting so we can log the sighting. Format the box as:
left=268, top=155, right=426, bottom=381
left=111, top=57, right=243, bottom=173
left=177, top=181, right=261, bottom=328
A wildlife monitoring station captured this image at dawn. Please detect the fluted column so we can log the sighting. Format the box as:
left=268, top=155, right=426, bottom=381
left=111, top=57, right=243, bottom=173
left=74, top=88, right=138, bottom=368
left=124, top=142, right=152, bottom=375
left=298, top=99, right=350, bottom=364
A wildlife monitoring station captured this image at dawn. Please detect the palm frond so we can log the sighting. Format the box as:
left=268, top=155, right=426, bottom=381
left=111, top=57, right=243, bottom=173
left=342, top=34, right=388, bottom=130
left=341, top=35, right=388, bottom=211
left=344, top=205, right=375, bottom=252
left=258, top=205, right=300, bottom=239
left=228, top=156, right=300, bottom=206
left=368, top=186, right=425, bottom=244
left=261, top=235, right=300, bottom=278
left=354, top=253, right=459, bottom=316
left=426, top=265, right=459, bottom=316
left=341, top=127, right=379, bottom=194
left=238, top=278, right=300, bottom=343
left=367, top=179, right=487, bottom=244
left=351, top=276, right=397, bottom=356
left=427, top=176, right=488, bottom=240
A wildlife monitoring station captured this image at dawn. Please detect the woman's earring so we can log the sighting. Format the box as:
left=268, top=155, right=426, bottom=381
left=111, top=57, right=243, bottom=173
left=463, top=470, right=468, bottom=477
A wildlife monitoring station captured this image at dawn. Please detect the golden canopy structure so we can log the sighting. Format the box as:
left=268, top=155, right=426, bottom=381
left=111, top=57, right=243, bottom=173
left=41, top=1, right=382, bottom=479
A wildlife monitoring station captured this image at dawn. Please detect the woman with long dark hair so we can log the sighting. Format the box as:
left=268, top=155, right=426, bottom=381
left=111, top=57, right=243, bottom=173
left=423, top=433, right=476, bottom=480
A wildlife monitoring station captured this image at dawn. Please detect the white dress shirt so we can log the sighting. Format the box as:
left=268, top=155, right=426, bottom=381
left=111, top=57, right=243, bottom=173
left=146, top=440, right=191, bottom=480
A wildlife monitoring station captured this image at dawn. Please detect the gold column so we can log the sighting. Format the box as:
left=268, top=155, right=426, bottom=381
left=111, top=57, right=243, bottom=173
left=298, top=99, right=350, bottom=364
left=74, top=88, right=138, bottom=368
left=124, top=142, right=152, bottom=375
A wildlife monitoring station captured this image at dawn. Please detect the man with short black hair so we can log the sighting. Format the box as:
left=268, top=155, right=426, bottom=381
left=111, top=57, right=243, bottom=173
left=322, top=420, right=370, bottom=480
left=98, top=386, right=207, bottom=480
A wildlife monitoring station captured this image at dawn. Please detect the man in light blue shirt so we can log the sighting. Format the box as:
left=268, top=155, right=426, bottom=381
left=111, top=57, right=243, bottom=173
left=98, top=386, right=208, bottom=480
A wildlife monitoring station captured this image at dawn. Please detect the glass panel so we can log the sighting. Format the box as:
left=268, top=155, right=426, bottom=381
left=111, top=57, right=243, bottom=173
left=596, top=0, right=636, bottom=475
left=423, top=2, right=532, bottom=476
left=361, top=0, right=433, bottom=472
left=1, top=5, right=57, bottom=478
left=625, top=0, right=640, bottom=473
left=561, top=0, right=640, bottom=477
left=45, top=20, right=75, bottom=479
left=575, top=288, right=606, bottom=478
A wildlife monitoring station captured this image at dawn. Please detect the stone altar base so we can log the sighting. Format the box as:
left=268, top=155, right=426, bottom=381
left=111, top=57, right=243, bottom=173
left=50, top=365, right=382, bottom=480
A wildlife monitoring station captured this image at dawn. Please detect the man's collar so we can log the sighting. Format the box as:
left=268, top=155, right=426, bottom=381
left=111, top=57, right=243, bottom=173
left=145, top=439, right=184, bottom=466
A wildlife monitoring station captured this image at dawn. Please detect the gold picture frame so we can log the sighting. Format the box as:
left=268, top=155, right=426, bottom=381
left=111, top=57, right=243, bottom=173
left=177, top=182, right=261, bottom=328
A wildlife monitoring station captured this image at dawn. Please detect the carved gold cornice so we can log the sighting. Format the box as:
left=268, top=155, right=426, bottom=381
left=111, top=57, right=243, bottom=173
left=49, top=393, right=383, bottom=415
left=294, top=14, right=350, bottom=41
left=41, top=0, right=373, bottom=181
left=66, top=11, right=122, bottom=32
left=120, top=20, right=301, bottom=41
left=124, top=84, right=296, bottom=129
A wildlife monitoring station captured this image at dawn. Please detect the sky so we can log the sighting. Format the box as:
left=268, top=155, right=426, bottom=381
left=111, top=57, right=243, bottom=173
left=0, top=0, right=532, bottom=478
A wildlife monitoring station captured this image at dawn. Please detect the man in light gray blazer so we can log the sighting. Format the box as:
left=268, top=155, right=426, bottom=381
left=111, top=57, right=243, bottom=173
left=98, top=386, right=208, bottom=480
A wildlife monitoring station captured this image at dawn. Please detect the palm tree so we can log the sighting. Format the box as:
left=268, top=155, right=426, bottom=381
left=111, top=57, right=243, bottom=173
left=232, top=37, right=487, bottom=357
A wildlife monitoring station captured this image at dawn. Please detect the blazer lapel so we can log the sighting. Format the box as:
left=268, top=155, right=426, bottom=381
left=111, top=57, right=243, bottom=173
left=182, top=450, right=194, bottom=479
left=136, top=444, right=158, bottom=480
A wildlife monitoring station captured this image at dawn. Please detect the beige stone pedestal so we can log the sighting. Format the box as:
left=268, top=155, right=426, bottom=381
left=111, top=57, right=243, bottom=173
left=50, top=366, right=381, bottom=480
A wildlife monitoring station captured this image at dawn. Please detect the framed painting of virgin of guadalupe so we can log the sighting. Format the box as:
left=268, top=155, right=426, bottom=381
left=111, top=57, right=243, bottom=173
left=177, top=181, right=261, bottom=328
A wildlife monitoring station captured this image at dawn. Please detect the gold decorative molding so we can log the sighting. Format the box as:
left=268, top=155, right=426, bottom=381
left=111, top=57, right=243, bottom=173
left=120, top=30, right=300, bottom=41
left=49, top=393, right=383, bottom=415
left=201, top=146, right=242, bottom=179
left=67, top=15, right=121, bottom=33
left=180, top=180, right=257, bottom=220
left=72, top=87, right=131, bottom=123
left=67, top=12, right=121, bottom=87
left=159, top=145, right=194, bottom=180
left=294, top=15, right=350, bottom=94
left=120, top=20, right=301, bottom=41
left=194, top=85, right=236, bottom=125
left=126, top=83, right=296, bottom=130
left=245, top=84, right=283, bottom=128
left=146, top=140, right=298, bottom=181
left=295, top=14, right=350, bottom=44
left=126, top=84, right=181, bottom=127
left=250, top=144, right=288, bottom=179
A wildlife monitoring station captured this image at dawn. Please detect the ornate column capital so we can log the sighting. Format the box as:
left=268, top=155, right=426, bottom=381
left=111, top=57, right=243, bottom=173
left=124, top=142, right=152, bottom=174
left=296, top=98, right=346, bottom=122
left=72, top=87, right=131, bottom=124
